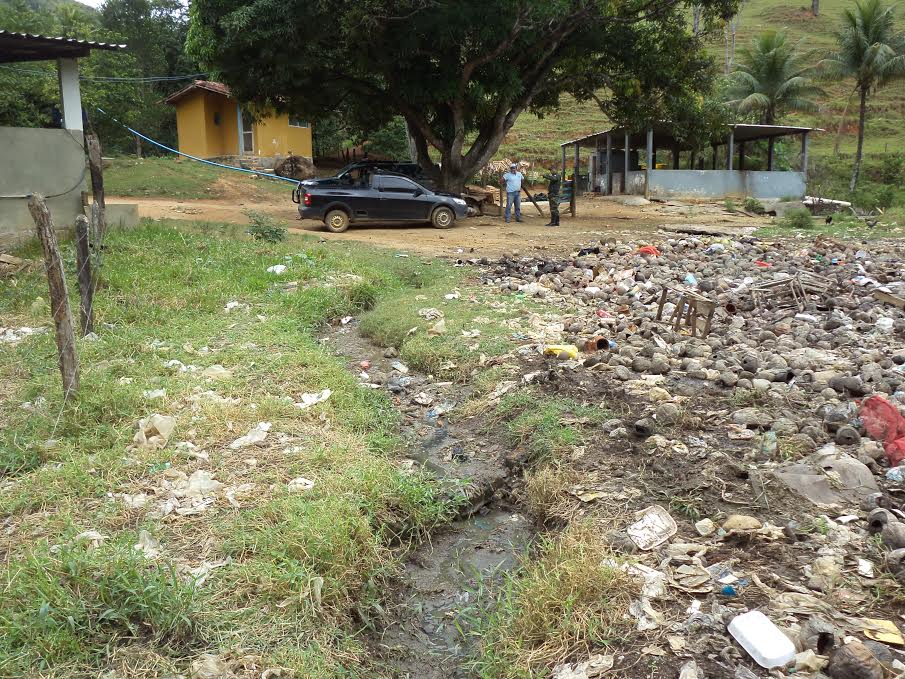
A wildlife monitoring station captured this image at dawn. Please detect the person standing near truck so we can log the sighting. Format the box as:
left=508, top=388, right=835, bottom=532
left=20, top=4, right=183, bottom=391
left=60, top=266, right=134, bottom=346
left=542, top=167, right=561, bottom=227
left=501, top=162, right=524, bottom=223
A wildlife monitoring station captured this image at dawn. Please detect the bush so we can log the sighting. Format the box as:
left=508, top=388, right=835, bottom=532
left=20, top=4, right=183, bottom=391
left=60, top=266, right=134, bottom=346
left=245, top=210, right=287, bottom=243
left=743, top=196, right=765, bottom=214
left=879, top=154, right=905, bottom=185
left=852, top=184, right=895, bottom=211
left=724, top=198, right=737, bottom=212
left=778, top=206, right=814, bottom=229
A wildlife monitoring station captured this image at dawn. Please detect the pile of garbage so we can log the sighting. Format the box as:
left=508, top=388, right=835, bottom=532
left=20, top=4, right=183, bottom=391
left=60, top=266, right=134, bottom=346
left=479, top=235, right=905, bottom=677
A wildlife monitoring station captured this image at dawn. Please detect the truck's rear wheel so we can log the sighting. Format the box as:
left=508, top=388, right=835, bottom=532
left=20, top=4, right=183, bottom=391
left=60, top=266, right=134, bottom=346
left=324, top=209, right=350, bottom=233
left=431, top=206, right=455, bottom=229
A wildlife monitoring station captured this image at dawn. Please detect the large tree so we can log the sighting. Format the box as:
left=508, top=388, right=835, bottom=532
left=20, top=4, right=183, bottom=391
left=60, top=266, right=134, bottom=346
left=821, top=0, right=905, bottom=191
left=187, top=0, right=736, bottom=191
left=725, top=31, right=822, bottom=125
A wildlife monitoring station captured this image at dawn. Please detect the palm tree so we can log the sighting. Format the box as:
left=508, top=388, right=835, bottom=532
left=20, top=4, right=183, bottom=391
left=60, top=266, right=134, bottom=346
left=725, top=31, right=823, bottom=125
left=821, top=0, right=905, bottom=191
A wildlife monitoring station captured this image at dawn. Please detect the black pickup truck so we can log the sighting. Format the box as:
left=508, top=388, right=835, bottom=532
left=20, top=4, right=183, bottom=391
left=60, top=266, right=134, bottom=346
left=293, top=171, right=468, bottom=233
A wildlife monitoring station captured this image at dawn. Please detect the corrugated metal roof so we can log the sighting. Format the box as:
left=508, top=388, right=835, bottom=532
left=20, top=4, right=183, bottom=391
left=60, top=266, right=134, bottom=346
left=561, top=123, right=824, bottom=148
left=164, top=80, right=233, bottom=105
left=0, top=30, right=126, bottom=63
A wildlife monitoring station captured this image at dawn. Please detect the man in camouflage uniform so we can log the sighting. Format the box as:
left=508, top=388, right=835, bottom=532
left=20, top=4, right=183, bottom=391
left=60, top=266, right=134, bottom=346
left=543, top=167, right=561, bottom=227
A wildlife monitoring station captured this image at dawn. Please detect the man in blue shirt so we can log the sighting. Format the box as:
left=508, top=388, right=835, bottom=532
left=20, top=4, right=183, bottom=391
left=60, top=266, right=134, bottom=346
left=501, top=163, right=524, bottom=223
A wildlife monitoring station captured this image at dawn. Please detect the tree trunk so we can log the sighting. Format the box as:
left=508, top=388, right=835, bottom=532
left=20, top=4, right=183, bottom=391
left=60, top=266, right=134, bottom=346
left=811, top=0, right=819, bottom=15
left=404, top=119, right=419, bottom=163
left=692, top=4, right=703, bottom=34
left=850, top=86, right=868, bottom=192
left=834, top=90, right=855, bottom=155
left=135, top=135, right=142, bottom=158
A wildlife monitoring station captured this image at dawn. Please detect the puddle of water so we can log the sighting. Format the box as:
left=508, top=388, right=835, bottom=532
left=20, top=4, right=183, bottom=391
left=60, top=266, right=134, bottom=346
left=324, top=320, right=535, bottom=677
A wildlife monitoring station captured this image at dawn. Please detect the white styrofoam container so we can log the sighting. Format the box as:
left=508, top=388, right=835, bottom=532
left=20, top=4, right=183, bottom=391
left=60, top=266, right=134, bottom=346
left=727, top=610, right=796, bottom=669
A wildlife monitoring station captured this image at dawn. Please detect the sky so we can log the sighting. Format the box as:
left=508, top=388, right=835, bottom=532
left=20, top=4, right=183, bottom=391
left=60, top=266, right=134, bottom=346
left=76, top=0, right=105, bottom=7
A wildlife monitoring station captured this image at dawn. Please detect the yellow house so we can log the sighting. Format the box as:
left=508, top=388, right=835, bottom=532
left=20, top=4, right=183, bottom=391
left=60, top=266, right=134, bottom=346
left=165, top=80, right=313, bottom=160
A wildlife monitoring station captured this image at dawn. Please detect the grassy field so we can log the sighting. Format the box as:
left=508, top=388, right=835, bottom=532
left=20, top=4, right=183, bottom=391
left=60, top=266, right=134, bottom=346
left=103, top=157, right=291, bottom=200
left=0, top=219, right=535, bottom=677
left=499, top=0, right=905, bottom=163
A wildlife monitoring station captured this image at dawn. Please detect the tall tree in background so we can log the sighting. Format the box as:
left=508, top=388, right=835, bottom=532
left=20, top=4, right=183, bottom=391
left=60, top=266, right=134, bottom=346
left=725, top=31, right=822, bottom=124
left=821, top=0, right=905, bottom=190
left=188, top=0, right=737, bottom=192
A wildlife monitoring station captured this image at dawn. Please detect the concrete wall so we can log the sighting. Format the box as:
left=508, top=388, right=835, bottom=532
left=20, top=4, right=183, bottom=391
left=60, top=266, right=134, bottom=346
left=0, top=127, right=87, bottom=245
left=253, top=114, right=313, bottom=158
left=647, top=170, right=805, bottom=200
left=175, top=92, right=210, bottom=157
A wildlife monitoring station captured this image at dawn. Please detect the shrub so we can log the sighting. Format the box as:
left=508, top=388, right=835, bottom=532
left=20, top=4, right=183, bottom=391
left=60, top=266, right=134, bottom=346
left=724, top=198, right=737, bottom=212
left=778, top=206, right=814, bottom=229
left=743, top=196, right=765, bottom=214
left=852, top=184, right=895, bottom=211
left=245, top=210, right=287, bottom=243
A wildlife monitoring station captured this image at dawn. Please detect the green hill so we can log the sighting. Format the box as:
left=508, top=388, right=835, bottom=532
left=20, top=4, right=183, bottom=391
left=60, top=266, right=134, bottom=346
left=500, top=0, right=905, bottom=163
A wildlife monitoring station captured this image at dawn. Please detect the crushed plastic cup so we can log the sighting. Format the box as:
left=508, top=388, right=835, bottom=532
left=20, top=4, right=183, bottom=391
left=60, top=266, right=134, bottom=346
left=626, top=505, right=677, bottom=550
left=727, top=610, right=796, bottom=669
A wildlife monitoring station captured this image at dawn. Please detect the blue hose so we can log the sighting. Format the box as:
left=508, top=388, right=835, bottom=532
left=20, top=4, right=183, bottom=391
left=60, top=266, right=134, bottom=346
left=95, top=107, right=299, bottom=184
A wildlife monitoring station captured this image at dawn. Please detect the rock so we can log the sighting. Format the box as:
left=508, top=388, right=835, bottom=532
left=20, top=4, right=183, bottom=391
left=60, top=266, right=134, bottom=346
left=835, top=425, right=861, bottom=446
left=694, top=518, right=716, bottom=537
left=828, top=641, right=883, bottom=679
left=633, top=417, right=656, bottom=437
left=807, top=553, right=843, bottom=591
left=383, top=346, right=398, bottom=358
left=799, top=615, right=841, bottom=655
left=631, top=356, right=652, bottom=373
left=740, top=355, right=761, bottom=373
left=648, top=387, right=671, bottom=402
left=752, top=378, right=772, bottom=393
left=722, top=514, right=762, bottom=532
left=732, top=407, right=771, bottom=428
left=867, top=509, right=905, bottom=550
left=655, top=403, right=680, bottom=425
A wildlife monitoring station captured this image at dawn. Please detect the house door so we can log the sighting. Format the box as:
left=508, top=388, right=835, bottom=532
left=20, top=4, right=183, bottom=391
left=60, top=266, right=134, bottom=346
left=238, top=108, right=254, bottom=155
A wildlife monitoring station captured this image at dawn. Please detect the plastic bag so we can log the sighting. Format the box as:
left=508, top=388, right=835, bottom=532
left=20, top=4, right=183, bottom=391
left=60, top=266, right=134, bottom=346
left=860, top=395, right=905, bottom=466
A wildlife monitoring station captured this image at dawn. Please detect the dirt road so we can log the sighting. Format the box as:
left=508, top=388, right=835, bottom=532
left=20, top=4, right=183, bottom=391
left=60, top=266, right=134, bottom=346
left=119, top=193, right=769, bottom=257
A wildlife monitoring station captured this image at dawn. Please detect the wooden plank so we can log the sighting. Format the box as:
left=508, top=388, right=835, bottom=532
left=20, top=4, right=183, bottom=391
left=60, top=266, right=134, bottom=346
left=28, top=194, right=80, bottom=395
left=75, top=214, right=93, bottom=336
left=522, top=186, right=544, bottom=216
left=873, top=290, right=905, bottom=310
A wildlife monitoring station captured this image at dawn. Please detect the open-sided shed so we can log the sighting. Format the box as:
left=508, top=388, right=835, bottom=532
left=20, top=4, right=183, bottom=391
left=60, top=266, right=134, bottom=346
left=559, top=123, right=822, bottom=209
left=0, top=31, right=125, bottom=243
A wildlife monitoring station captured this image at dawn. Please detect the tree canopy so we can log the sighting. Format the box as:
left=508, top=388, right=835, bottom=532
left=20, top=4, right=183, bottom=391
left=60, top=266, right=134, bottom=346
left=725, top=31, right=822, bottom=125
left=821, top=0, right=905, bottom=190
left=188, top=0, right=738, bottom=190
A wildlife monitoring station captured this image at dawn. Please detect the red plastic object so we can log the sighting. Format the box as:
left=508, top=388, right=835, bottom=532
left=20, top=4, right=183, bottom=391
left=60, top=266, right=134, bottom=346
left=754, top=260, right=772, bottom=267
left=860, top=395, right=905, bottom=466
left=637, top=245, right=661, bottom=257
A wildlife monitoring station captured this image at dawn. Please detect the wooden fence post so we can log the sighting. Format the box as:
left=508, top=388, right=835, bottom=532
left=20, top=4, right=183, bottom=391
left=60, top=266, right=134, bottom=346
left=86, top=134, right=107, bottom=239
left=75, top=214, right=93, bottom=336
left=28, top=194, right=80, bottom=395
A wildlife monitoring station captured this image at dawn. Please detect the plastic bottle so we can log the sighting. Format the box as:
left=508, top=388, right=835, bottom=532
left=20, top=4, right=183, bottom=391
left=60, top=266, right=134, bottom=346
left=727, top=610, right=796, bottom=669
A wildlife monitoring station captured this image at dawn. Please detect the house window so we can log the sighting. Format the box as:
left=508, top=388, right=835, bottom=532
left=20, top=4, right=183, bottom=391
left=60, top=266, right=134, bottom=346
left=289, top=117, right=309, bottom=128
left=213, top=112, right=221, bottom=126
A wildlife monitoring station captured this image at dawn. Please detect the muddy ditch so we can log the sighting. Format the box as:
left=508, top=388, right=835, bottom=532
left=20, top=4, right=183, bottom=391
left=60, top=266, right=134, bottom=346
left=322, top=319, right=534, bottom=678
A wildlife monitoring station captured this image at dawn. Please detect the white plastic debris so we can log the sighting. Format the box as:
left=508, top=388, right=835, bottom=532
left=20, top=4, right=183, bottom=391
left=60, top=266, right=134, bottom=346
left=418, top=307, right=444, bottom=320
left=728, top=610, right=796, bottom=669
left=627, top=505, right=678, bottom=550
left=0, top=326, right=47, bottom=344
left=391, top=361, right=409, bottom=374
left=295, top=389, right=332, bottom=410
left=134, top=529, right=161, bottom=558
left=120, top=493, right=149, bottom=509
left=266, top=264, right=287, bottom=274
left=551, top=654, right=614, bottom=679
left=229, top=421, right=272, bottom=449
left=191, top=654, right=230, bottom=679
left=678, top=661, right=704, bottom=679
left=176, top=470, right=223, bottom=499
left=73, top=530, right=106, bottom=549
left=412, top=392, right=433, bottom=406
left=287, top=477, right=315, bottom=493
left=132, top=414, right=176, bottom=450
left=143, top=389, right=167, bottom=399
left=461, top=329, right=481, bottom=338
left=224, top=300, right=245, bottom=312
left=202, top=364, right=232, bottom=380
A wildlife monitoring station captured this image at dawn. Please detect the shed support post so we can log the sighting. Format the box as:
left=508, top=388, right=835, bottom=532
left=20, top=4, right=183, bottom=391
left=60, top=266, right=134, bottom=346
left=727, top=129, right=734, bottom=171
left=767, top=137, right=775, bottom=171
left=561, top=145, right=567, bottom=179
left=57, top=58, right=83, bottom=132
left=672, top=143, right=680, bottom=170
left=645, top=128, right=653, bottom=199
left=712, top=146, right=717, bottom=170
left=739, top=141, right=746, bottom=171
left=572, top=142, right=579, bottom=216
left=624, top=133, right=630, bottom=194
left=605, top=133, right=613, bottom=195
left=801, top=132, right=809, bottom=179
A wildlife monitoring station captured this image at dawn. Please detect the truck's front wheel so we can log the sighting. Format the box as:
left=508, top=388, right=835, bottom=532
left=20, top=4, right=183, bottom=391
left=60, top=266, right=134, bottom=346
left=324, top=209, right=350, bottom=233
